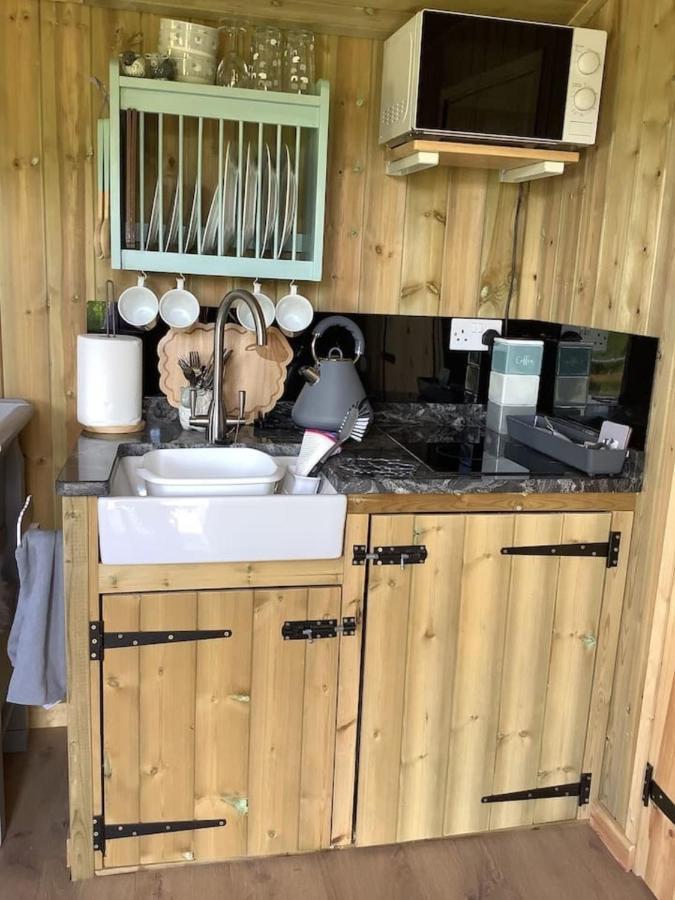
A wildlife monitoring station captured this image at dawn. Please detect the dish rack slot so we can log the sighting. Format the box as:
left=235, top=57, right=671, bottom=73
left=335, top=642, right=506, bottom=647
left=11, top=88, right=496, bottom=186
left=106, top=60, right=329, bottom=280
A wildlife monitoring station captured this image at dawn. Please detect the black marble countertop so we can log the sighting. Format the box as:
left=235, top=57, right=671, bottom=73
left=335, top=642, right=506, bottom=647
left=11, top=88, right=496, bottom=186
left=56, top=400, right=643, bottom=498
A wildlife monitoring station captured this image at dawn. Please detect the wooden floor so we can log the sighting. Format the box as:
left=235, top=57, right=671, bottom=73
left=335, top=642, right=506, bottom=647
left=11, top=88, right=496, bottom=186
left=0, top=729, right=654, bottom=900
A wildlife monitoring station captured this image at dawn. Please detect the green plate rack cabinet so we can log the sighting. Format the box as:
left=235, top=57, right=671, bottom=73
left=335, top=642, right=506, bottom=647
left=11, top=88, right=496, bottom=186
left=107, top=60, right=330, bottom=280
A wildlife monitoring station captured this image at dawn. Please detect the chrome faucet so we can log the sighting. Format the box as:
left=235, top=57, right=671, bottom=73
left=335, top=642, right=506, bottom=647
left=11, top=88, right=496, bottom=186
left=190, top=289, right=267, bottom=443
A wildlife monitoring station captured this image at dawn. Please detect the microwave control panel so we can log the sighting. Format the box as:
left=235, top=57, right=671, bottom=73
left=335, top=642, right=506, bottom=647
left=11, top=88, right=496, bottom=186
left=562, top=27, right=608, bottom=144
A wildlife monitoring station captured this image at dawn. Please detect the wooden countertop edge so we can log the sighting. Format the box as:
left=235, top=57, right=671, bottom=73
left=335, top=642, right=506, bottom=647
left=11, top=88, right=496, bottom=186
left=346, top=492, right=637, bottom=513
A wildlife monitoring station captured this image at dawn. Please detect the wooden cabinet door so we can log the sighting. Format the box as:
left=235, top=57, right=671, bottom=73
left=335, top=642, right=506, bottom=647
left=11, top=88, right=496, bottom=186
left=639, top=582, right=675, bottom=898
left=96, top=586, right=340, bottom=869
left=356, top=512, right=630, bottom=847
left=642, top=670, right=675, bottom=898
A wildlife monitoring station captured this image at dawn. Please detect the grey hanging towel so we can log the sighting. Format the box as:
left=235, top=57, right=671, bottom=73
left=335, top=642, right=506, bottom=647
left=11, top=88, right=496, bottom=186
left=7, top=529, right=65, bottom=707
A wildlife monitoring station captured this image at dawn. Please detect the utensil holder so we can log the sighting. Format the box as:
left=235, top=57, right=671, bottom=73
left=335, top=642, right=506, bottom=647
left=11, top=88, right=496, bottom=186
left=282, top=464, right=321, bottom=495
left=179, top=387, right=212, bottom=430
left=506, top=415, right=628, bottom=475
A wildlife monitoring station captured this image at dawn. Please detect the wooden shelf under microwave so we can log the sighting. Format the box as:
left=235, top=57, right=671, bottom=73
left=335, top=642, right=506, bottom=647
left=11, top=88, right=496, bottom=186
left=386, top=140, right=580, bottom=183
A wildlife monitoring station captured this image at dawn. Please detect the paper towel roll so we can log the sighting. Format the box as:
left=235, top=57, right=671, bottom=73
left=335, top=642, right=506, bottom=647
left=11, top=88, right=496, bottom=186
left=77, top=334, right=143, bottom=430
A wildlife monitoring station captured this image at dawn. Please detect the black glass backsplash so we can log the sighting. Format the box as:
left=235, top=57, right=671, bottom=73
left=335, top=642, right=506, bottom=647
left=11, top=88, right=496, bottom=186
left=127, top=312, right=658, bottom=452
left=278, top=316, right=657, bottom=450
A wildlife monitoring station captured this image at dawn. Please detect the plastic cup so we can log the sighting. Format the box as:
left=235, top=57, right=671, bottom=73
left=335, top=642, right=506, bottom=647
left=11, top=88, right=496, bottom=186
left=282, top=464, right=321, bottom=495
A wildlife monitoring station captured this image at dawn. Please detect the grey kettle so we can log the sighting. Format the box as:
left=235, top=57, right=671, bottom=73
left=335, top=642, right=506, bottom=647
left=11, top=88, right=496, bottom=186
left=292, top=315, right=367, bottom=431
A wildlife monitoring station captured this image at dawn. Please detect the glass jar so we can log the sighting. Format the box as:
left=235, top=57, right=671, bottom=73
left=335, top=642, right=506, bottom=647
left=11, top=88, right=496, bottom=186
left=249, top=25, right=282, bottom=91
left=283, top=29, right=315, bottom=94
left=217, top=21, right=250, bottom=88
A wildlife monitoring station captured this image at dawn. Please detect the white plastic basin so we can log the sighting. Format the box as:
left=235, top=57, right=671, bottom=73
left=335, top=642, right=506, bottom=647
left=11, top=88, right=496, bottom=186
left=137, top=447, right=284, bottom=497
left=98, top=456, right=347, bottom=565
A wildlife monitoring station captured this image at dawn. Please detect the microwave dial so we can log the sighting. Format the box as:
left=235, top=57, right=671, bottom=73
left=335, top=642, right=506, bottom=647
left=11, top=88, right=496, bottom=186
left=574, top=87, right=598, bottom=111
left=577, top=50, right=601, bottom=75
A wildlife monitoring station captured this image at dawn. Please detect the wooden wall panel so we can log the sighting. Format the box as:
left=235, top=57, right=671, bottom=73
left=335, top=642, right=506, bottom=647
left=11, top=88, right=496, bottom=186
left=359, top=41, right=407, bottom=314
left=0, top=2, right=531, bottom=525
left=5, top=14, right=675, bottom=865
left=515, top=0, right=673, bottom=336
left=3, top=0, right=670, bottom=525
left=440, top=169, right=489, bottom=318
left=83, top=0, right=584, bottom=40
left=601, top=122, right=675, bottom=836
left=0, top=1, right=55, bottom=527
left=41, top=0, right=94, bottom=520
left=398, top=168, right=449, bottom=316
left=5, top=7, right=675, bottom=890
left=477, top=178, right=524, bottom=318
left=581, top=0, right=675, bottom=840
left=316, top=36, right=371, bottom=312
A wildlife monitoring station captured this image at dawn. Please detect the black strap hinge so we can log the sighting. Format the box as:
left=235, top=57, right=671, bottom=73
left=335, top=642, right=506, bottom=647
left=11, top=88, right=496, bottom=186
left=501, top=531, right=621, bottom=568
left=482, top=773, right=591, bottom=806
left=93, top=815, right=226, bottom=854
left=281, top=617, right=356, bottom=642
left=352, top=544, right=428, bottom=567
left=90, top=622, right=232, bottom=660
left=643, top=763, right=675, bottom=824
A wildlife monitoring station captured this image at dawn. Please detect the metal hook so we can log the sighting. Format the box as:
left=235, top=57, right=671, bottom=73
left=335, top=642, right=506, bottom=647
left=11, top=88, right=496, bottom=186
left=89, top=76, right=110, bottom=119
left=17, top=495, right=32, bottom=549
left=105, top=279, right=116, bottom=338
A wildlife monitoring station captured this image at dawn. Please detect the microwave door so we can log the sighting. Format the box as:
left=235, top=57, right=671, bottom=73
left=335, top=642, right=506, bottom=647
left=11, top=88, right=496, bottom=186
left=416, top=12, right=571, bottom=143
left=438, top=51, right=543, bottom=139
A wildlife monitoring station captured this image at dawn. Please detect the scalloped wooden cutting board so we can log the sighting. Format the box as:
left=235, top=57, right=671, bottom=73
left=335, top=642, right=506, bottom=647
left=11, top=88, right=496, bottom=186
left=158, top=323, right=293, bottom=423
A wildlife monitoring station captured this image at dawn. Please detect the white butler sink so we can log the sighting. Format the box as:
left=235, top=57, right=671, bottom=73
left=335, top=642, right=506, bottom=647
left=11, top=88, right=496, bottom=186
left=98, top=455, right=347, bottom=565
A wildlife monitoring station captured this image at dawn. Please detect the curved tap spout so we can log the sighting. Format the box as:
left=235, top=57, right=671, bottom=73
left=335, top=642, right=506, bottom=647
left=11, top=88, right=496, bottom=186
left=191, top=289, right=267, bottom=443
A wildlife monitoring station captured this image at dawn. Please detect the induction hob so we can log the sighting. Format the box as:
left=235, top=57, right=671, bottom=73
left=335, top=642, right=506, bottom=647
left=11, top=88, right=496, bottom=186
left=399, top=435, right=584, bottom=477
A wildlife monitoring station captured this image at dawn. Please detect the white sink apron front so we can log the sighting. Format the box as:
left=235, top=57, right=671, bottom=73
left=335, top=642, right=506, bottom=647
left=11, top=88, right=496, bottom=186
left=98, top=455, right=347, bottom=565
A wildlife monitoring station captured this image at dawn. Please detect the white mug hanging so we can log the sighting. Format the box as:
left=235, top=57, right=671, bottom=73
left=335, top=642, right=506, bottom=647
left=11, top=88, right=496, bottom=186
left=275, top=283, right=313, bottom=337
left=235, top=280, right=276, bottom=331
left=159, top=276, right=200, bottom=331
left=118, top=273, right=159, bottom=330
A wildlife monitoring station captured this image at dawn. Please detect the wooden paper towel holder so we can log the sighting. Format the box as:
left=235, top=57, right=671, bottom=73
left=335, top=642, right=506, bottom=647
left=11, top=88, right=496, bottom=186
left=82, top=421, right=145, bottom=435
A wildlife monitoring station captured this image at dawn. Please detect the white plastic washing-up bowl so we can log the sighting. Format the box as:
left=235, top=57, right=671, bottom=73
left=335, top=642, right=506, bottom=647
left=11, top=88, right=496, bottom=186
left=136, top=447, right=284, bottom=497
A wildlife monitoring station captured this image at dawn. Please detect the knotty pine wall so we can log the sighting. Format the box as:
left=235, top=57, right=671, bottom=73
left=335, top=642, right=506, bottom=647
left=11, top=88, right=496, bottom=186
left=1, top=0, right=675, bottom=830
left=3, top=0, right=670, bottom=529
left=578, top=0, right=675, bottom=846
left=0, top=0, right=529, bottom=531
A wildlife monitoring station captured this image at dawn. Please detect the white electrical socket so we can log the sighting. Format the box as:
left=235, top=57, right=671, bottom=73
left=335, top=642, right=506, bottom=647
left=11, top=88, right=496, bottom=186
left=449, top=318, right=503, bottom=352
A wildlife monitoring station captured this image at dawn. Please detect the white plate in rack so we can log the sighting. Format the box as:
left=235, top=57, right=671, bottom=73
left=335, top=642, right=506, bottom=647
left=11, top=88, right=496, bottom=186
left=165, top=184, right=182, bottom=250
left=220, top=143, right=238, bottom=255
left=202, top=179, right=222, bottom=254
left=185, top=182, right=201, bottom=252
left=242, top=143, right=258, bottom=253
left=276, top=145, right=297, bottom=258
left=261, top=144, right=279, bottom=256
left=144, top=180, right=160, bottom=250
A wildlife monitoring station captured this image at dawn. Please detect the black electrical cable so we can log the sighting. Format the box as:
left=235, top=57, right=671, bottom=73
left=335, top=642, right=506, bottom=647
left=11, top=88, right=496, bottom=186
left=503, top=182, right=526, bottom=338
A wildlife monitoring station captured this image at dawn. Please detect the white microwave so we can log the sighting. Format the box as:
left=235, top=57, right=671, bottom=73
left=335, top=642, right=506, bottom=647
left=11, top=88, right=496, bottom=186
left=380, top=10, right=607, bottom=148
